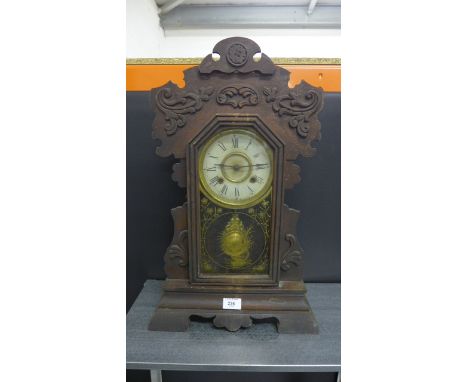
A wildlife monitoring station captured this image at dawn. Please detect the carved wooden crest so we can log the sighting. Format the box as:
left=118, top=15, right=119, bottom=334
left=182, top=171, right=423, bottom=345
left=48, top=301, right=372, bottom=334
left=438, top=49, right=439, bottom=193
left=152, top=37, right=323, bottom=180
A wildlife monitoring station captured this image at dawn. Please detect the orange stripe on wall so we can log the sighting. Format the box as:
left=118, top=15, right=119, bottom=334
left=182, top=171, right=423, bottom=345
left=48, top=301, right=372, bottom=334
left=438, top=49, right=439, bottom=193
left=287, top=65, right=341, bottom=92
left=126, top=64, right=341, bottom=92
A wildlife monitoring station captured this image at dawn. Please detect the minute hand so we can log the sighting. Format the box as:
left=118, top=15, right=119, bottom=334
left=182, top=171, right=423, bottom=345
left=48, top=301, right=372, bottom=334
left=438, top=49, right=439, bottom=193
left=239, top=163, right=269, bottom=168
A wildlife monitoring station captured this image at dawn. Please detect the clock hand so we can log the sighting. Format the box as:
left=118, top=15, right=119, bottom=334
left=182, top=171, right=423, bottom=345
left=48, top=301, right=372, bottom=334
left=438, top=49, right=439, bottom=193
left=237, top=163, right=269, bottom=168
left=215, top=163, right=269, bottom=168
left=214, top=163, right=251, bottom=169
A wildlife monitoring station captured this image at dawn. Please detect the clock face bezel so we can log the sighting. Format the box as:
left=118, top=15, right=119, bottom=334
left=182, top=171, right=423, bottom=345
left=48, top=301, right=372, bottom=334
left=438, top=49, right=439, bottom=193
left=198, top=128, right=274, bottom=209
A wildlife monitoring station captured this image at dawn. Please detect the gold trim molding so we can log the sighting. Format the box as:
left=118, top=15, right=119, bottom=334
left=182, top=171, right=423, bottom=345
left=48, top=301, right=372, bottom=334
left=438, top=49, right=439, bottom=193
left=126, top=57, right=341, bottom=65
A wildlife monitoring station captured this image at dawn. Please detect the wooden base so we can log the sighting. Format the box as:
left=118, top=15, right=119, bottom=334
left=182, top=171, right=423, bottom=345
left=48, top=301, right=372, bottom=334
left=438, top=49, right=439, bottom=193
left=148, top=287, right=319, bottom=334
left=149, top=308, right=318, bottom=333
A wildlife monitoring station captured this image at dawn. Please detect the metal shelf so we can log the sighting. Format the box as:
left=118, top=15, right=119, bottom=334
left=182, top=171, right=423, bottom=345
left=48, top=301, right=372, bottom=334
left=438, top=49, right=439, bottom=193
left=127, top=279, right=341, bottom=373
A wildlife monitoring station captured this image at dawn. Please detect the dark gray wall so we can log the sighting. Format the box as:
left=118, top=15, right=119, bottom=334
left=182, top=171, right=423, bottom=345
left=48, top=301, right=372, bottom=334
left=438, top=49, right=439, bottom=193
left=126, top=91, right=340, bottom=382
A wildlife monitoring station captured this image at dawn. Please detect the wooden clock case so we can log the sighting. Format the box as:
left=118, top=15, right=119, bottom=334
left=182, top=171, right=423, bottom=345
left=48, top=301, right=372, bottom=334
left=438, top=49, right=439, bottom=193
left=147, top=37, right=324, bottom=333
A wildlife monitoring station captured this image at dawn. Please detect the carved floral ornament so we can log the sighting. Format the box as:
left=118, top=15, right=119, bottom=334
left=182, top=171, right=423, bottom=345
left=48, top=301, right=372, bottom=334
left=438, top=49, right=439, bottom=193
left=281, top=233, right=302, bottom=271
left=263, top=81, right=322, bottom=138
left=166, top=230, right=188, bottom=267
left=216, top=85, right=258, bottom=108
left=154, top=81, right=321, bottom=139
left=153, top=83, right=214, bottom=136
left=226, top=43, right=248, bottom=67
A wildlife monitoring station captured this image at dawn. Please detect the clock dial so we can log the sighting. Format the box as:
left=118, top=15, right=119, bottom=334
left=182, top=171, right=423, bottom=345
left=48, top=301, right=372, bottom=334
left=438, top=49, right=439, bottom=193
left=199, top=129, right=273, bottom=208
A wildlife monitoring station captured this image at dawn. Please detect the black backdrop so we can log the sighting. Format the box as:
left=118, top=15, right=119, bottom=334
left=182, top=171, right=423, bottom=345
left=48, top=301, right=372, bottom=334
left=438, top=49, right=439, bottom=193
left=126, top=91, right=341, bottom=382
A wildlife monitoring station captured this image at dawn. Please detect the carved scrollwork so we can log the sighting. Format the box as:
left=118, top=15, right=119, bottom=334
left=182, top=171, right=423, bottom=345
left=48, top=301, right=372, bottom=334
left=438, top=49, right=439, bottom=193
left=163, top=204, right=189, bottom=278
left=154, top=83, right=214, bottom=136
left=216, top=85, right=259, bottom=108
left=280, top=233, right=302, bottom=271
left=263, top=81, right=321, bottom=138
left=165, top=230, right=188, bottom=267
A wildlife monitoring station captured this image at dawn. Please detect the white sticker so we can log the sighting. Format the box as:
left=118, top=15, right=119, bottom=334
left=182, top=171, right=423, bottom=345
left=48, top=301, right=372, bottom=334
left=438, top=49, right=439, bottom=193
left=222, top=297, right=242, bottom=310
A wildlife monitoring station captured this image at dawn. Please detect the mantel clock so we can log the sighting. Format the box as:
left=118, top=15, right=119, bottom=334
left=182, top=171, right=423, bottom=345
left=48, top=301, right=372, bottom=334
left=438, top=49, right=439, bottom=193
left=148, top=37, right=324, bottom=333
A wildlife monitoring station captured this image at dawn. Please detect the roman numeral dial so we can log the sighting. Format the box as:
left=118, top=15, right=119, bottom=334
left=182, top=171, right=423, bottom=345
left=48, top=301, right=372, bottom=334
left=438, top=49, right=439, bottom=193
left=198, top=129, right=273, bottom=208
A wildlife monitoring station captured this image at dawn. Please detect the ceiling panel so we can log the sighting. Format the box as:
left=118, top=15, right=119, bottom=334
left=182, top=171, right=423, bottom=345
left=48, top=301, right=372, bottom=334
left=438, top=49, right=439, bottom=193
left=156, top=0, right=341, bottom=30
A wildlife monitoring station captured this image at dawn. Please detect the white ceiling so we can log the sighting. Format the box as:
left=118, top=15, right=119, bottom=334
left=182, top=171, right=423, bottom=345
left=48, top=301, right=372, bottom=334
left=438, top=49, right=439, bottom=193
left=126, top=0, right=341, bottom=58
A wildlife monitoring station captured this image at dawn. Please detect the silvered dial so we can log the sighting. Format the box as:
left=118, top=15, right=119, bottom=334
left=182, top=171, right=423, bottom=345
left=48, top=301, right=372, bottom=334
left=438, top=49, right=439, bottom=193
left=199, top=129, right=273, bottom=208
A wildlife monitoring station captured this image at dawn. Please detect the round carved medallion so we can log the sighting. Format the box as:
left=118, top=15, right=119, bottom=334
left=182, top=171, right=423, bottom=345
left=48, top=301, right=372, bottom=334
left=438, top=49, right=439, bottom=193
left=226, top=43, right=248, bottom=67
